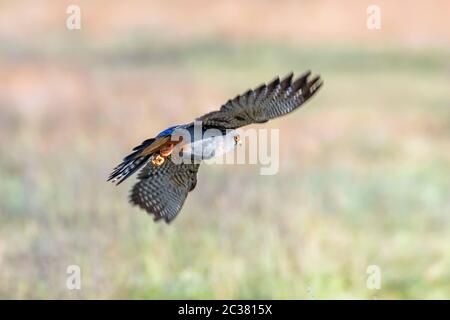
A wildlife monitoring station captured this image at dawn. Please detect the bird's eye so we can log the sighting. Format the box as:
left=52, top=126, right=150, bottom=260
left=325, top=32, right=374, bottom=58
left=234, top=135, right=240, bottom=143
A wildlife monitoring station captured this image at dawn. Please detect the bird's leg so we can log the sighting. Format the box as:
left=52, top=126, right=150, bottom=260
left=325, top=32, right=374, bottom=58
left=151, top=143, right=175, bottom=166
left=160, top=143, right=175, bottom=157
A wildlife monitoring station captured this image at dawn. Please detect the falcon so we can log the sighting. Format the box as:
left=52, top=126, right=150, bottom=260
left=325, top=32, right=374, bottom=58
left=108, top=71, right=323, bottom=223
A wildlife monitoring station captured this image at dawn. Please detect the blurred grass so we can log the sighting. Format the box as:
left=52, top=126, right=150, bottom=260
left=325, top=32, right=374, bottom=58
left=1, top=34, right=450, bottom=299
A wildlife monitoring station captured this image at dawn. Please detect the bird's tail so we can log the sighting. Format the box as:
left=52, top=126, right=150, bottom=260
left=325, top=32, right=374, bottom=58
left=108, top=138, right=156, bottom=185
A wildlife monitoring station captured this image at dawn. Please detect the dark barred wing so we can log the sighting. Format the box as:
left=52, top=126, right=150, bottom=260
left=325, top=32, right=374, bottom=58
left=129, top=158, right=200, bottom=223
left=197, top=71, right=322, bottom=129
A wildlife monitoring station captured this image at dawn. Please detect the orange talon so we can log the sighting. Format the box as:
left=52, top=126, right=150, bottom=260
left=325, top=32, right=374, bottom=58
left=151, top=155, right=165, bottom=166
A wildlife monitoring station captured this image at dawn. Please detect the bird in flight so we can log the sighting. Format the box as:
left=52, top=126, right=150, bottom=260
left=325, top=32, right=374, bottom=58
left=108, top=71, right=323, bottom=223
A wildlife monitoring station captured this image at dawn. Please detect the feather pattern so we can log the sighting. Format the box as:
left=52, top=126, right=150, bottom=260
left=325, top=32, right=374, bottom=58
left=197, top=71, right=322, bottom=129
left=129, top=158, right=200, bottom=222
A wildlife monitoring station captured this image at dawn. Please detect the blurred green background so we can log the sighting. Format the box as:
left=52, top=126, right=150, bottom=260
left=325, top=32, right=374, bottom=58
left=0, top=0, right=449, bottom=299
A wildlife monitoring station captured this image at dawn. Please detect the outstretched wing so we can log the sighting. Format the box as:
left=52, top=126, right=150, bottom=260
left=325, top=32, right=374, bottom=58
left=197, top=71, right=322, bottom=129
left=129, top=157, right=200, bottom=223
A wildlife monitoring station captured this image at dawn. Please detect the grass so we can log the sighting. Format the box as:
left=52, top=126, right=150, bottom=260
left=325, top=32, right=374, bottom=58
left=0, top=35, right=449, bottom=299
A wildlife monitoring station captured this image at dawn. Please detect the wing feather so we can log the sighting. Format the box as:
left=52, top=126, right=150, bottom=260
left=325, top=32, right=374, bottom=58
left=129, top=158, right=200, bottom=223
left=197, top=71, right=322, bottom=129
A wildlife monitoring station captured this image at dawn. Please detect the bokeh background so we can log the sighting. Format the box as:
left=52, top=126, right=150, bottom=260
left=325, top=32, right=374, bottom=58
left=1, top=0, right=449, bottom=299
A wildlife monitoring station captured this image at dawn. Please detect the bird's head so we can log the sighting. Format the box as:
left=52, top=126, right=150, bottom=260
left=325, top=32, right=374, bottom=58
left=225, top=130, right=242, bottom=150
left=233, top=133, right=242, bottom=146
left=207, top=130, right=242, bottom=160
